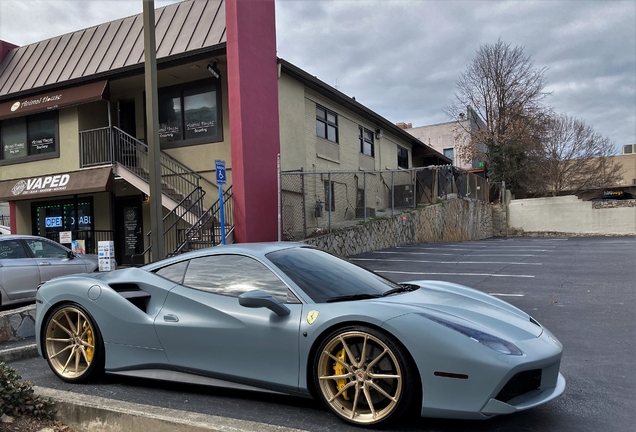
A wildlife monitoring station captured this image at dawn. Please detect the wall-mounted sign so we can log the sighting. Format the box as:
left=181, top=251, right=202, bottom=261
left=0, top=80, right=109, bottom=121
left=0, top=166, right=112, bottom=201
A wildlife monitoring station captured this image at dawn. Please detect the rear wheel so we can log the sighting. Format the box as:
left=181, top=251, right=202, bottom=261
left=314, top=326, right=415, bottom=427
left=44, top=303, right=104, bottom=383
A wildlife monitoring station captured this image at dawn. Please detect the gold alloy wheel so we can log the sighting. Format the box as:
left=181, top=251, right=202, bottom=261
left=317, top=330, right=403, bottom=424
left=45, top=306, right=96, bottom=380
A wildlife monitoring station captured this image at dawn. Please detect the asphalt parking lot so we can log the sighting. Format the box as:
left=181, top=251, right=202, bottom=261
left=7, top=236, right=636, bottom=432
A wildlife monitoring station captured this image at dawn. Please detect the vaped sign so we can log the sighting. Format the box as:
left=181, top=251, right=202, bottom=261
left=0, top=166, right=113, bottom=202
left=11, top=174, right=70, bottom=196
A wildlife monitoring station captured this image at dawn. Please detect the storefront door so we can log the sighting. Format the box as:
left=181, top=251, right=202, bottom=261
left=115, top=197, right=143, bottom=266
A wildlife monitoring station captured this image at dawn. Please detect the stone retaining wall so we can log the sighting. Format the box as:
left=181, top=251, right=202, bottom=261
left=0, top=304, right=36, bottom=342
left=305, top=198, right=493, bottom=256
left=592, top=199, right=636, bottom=209
left=491, top=204, right=507, bottom=237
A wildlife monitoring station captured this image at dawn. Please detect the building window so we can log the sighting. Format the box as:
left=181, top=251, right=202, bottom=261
left=324, top=180, right=335, bottom=211
left=316, top=105, right=338, bottom=143
left=359, top=126, right=374, bottom=157
left=443, top=148, right=455, bottom=165
left=397, top=146, right=408, bottom=169
left=158, top=80, right=222, bottom=148
left=0, top=111, right=59, bottom=164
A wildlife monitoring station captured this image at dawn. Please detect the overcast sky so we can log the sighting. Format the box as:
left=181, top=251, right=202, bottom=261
left=1, top=0, right=634, bottom=151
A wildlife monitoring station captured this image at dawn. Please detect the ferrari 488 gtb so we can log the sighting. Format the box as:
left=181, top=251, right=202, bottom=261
left=35, top=243, right=565, bottom=427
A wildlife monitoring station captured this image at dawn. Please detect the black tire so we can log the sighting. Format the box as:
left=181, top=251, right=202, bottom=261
left=43, top=303, right=105, bottom=383
left=313, top=325, right=416, bottom=427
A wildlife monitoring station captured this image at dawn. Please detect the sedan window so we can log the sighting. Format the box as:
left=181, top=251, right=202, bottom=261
left=25, top=239, right=68, bottom=259
left=183, top=254, right=295, bottom=302
left=0, top=240, right=29, bottom=259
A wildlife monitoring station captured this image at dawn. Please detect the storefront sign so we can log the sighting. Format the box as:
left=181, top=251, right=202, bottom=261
left=0, top=80, right=109, bottom=121
left=0, top=166, right=112, bottom=201
left=124, top=207, right=139, bottom=255
left=603, top=190, right=624, bottom=198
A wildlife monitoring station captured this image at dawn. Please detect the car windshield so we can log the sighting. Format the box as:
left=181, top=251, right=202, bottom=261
left=266, top=247, right=401, bottom=303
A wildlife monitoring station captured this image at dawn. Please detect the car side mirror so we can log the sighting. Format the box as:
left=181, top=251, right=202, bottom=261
left=67, top=250, right=76, bottom=259
left=238, top=290, right=290, bottom=316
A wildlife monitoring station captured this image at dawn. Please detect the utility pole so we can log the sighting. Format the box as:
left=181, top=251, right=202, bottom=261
left=143, top=0, right=164, bottom=261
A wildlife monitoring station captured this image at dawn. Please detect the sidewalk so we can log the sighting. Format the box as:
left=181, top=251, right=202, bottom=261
left=0, top=335, right=37, bottom=363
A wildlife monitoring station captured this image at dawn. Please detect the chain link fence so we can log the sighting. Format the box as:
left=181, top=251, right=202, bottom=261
left=280, top=166, right=489, bottom=240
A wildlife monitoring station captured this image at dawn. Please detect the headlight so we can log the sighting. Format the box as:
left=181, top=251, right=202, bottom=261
left=417, top=313, right=523, bottom=356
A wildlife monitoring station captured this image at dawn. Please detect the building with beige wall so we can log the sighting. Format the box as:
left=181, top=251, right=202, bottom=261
left=397, top=107, right=485, bottom=173
left=0, top=0, right=447, bottom=263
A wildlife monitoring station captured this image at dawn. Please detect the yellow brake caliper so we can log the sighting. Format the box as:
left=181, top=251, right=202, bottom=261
left=83, top=322, right=94, bottom=362
left=333, top=348, right=350, bottom=400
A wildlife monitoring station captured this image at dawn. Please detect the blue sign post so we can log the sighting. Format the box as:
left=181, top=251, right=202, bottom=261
left=215, top=160, right=227, bottom=245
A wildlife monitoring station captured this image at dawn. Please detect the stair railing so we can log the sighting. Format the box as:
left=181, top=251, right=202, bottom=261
left=170, top=186, right=233, bottom=256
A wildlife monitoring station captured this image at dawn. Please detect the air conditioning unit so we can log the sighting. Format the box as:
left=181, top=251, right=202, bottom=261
left=623, top=144, right=634, bottom=154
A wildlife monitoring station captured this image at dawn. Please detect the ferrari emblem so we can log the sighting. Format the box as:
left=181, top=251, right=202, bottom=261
left=307, top=310, right=319, bottom=325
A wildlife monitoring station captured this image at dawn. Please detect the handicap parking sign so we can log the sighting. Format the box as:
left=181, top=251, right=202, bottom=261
left=215, top=160, right=226, bottom=185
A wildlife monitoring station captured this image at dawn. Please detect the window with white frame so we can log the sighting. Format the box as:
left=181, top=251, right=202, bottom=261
left=359, top=126, right=374, bottom=157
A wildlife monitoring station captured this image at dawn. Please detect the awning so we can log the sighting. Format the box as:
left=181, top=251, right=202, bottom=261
left=0, top=80, right=109, bottom=121
left=0, top=166, right=112, bottom=201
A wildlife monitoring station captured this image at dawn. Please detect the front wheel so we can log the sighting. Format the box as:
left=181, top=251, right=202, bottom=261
left=43, top=303, right=104, bottom=383
left=314, top=326, right=416, bottom=427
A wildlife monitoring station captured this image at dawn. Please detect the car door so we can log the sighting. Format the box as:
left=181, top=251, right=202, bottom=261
left=153, top=254, right=303, bottom=390
left=0, top=239, right=40, bottom=301
left=23, top=238, right=87, bottom=284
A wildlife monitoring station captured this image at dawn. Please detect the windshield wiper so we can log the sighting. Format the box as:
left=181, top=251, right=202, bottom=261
left=381, top=283, right=420, bottom=297
left=325, top=293, right=382, bottom=303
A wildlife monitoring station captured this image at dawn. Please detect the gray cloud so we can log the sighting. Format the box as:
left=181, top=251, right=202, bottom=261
left=276, top=0, right=636, bottom=149
left=1, top=0, right=634, bottom=149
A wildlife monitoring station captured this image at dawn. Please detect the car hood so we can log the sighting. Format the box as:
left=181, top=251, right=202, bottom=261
left=374, top=280, right=543, bottom=341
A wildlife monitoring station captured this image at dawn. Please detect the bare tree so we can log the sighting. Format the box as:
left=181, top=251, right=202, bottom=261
left=446, top=39, right=549, bottom=195
left=525, top=114, right=623, bottom=196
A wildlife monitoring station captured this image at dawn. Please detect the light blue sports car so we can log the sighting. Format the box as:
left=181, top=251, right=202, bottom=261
left=35, top=242, right=565, bottom=427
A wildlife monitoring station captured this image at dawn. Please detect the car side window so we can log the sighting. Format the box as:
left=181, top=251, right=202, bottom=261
left=25, top=240, right=68, bottom=259
left=154, top=260, right=189, bottom=285
left=182, top=254, right=297, bottom=303
left=0, top=240, right=29, bottom=259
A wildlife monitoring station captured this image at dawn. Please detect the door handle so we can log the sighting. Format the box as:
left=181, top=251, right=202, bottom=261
left=38, top=262, right=51, bottom=266
left=163, top=314, right=179, bottom=322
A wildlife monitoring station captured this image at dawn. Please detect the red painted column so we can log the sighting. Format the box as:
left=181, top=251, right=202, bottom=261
left=226, top=0, right=280, bottom=243
left=9, top=201, right=17, bottom=234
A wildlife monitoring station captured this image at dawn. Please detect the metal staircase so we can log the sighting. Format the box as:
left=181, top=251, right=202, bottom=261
left=80, top=126, right=233, bottom=259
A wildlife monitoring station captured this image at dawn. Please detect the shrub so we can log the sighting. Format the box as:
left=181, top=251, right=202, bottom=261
left=0, top=361, right=56, bottom=419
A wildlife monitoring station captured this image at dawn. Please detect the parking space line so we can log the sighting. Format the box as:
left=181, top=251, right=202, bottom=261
left=395, top=247, right=550, bottom=252
left=437, top=245, right=553, bottom=249
left=488, top=293, right=525, bottom=297
left=377, top=270, right=535, bottom=278
left=352, top=258, right=542, bottom=265
left=373, top=251, right=458, bottom=256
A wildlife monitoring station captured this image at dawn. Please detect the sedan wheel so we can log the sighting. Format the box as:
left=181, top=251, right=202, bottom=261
left=315, top=326, right=415, bottom=426
left=44, top=304, right=104, bottom=383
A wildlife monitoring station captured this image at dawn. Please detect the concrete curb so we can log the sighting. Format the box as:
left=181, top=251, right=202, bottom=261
left=0, top=343, right=38, bottom=363
left=34, top=386, right=308, bottom=432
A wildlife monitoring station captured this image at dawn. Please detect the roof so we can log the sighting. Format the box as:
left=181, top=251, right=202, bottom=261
left=278, top=59, right=451, bottom=164
left=0, top=0, right=226, bottom=100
